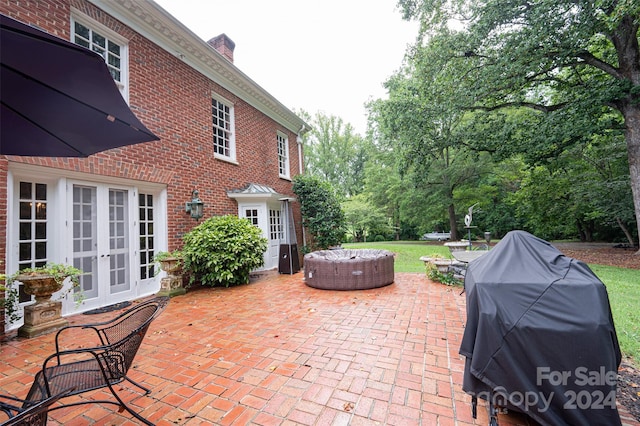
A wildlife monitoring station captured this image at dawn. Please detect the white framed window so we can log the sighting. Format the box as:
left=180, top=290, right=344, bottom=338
left=277, top=132, right=290, bottom=179
left=244, top=208, right=259, bottom=226
left=269, top=209, right=283, bottom=241
left=138, top=193, right=156, bottom=280
left=16, top=181, right=49, bottom=304
left=17, top=181, right=49, bottom=271
left=212, top=96, right=236, bottom=162
left=71, top=14, right=128, bottom=101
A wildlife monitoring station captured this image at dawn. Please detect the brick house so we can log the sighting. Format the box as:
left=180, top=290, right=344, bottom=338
left=0, top=0, right=308, bottom=333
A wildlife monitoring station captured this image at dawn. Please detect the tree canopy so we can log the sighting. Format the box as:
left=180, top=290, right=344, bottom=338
left=394, top=0, right=640, bottom=247
left=298, top=111, right=369, bottom=197
left=294, top=1, right=637, bottom=245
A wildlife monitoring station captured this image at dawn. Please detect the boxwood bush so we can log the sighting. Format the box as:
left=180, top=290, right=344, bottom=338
left=182, top=215, right=267, bottom=287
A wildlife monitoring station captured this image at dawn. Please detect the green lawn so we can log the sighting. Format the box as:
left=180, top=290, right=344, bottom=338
left=343, top=241, right=640, bottom=366
left=343, top=241, right=452, bottom=273
left=590, top=265, right=640, bottom=365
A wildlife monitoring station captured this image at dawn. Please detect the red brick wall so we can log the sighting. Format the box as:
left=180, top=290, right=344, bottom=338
left=0, top=0, right=305, bottom=254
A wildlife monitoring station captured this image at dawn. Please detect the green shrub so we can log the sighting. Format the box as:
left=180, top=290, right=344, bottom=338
left=182, top=215, right=267, bottom=287
left=292, top=175, right=345, bottom=250
left=425, top=262, right=463, bottom=286
left=374, top=235, right=386, bottom=242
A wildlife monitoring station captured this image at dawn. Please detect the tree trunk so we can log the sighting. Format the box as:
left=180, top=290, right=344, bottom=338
left=395, top=204, right=401, bottom=240
left=613, top=15, right=640, bottom=253
left=576, top=219, right=586, bottom=242
left=622, top=104, right=640, bottom=254
left=448, top=203, right=458, bottom=240
left=615, top=216, right=635, bottom=247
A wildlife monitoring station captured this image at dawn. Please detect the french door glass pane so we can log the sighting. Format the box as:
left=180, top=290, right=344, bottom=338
left=18, top=181, right=48, bottom=270
left=139, top=193, right=155, bottom=279
left=109, top=189, right=130, bottom=293
left=73, top=185, right=97, bottom=298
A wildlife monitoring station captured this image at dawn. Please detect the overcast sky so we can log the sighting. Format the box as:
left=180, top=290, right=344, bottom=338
left=153, top=0, right=419, bottom=134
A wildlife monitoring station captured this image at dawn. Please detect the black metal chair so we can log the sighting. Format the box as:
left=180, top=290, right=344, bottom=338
left=1, top=296, right=169, bottom=425
left=0, top=387, right=73, bottom=426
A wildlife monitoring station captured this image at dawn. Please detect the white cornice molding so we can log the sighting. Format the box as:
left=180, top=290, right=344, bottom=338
left=88, top=0, right=309, bottom=134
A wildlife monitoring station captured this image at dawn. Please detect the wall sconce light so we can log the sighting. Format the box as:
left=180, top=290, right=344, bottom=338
left=185, top=189, right=204, bottom=220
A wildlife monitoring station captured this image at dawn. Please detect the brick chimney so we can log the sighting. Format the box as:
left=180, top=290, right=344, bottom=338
left=208, top=33, right=235, bottom=63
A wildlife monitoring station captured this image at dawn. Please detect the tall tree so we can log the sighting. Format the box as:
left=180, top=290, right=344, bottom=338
left=369, top=29, right=487, bottom=240
left=362, top=146, right=425, bottom=240
left=523, top=133, right=636, bottom=243
left=342, top=195, right=392, bottom=242
left=300, top=111, right=369, bottom=197
left=398, top=0, right=640, bottom=249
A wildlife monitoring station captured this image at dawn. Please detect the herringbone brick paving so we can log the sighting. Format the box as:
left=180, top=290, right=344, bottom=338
left=0, top=272, right=637, bottom=425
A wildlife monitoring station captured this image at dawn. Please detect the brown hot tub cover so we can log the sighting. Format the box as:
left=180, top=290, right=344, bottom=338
left=304, top=249, right=394, bottom=290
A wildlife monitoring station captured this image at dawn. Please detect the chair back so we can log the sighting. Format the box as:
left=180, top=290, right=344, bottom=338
left=100, top=317, right=152, bottom=381
left=98, top=297, right=169, bottom=344
left=83, top=296, right=170, bottom=382
left=24, top=297, right=169, bottom=402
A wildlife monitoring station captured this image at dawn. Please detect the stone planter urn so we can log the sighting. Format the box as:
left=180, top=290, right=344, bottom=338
left=19, top=274, right=63, bottom=301
left=15, top=274, right=68, bottom=338
left=444, top=241, right=470, bottom=252
left=419, top=256, right=455, bottom=273
left=10, top=263, right=82, bottom=338
left=432, top=259, right=455, bottom=273
left=158, top=257, right=182, bottom=275
left=157, top=256, right=186, bottom=297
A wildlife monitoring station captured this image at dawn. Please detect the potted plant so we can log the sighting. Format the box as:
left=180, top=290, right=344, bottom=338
left=12, top=263, right=83, bottom=301
left=8, top=263, right=83, bottom=338
left=154, top=250, right=183, bottom=275
left=154, top=250, right=186, bottom=297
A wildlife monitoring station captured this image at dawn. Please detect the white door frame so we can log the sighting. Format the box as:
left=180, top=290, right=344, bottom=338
left=239, top=203, right=272, bottom=270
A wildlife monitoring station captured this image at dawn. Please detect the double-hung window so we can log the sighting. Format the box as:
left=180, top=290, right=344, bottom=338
left=72, top=16, right=128, bottom=100
left=277, top=132, right=290, bottom=179
left=212, top=96, right=236, bottom=161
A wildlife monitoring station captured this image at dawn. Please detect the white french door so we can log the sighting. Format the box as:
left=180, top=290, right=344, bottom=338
left=240, top=205, right=269, bottom=269
left=70, top=183, right=135, bottom=310
left=238, top=203, right=283, bottom=270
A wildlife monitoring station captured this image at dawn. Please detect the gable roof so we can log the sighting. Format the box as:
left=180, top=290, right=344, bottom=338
left=88, top=0, right=309, bottom=135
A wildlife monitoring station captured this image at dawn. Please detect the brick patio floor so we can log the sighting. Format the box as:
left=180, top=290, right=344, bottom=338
left=1, top=272, right=638, bottom=425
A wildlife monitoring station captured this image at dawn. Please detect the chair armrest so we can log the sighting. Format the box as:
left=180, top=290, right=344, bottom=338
left=38, top=346, right=127, bottom=398
left=54, top=324, right=107, bottom=354
left=53, top=303, right=146, bottom=349
left=44, top=343, right=110, bottom=365
left=0, top=394, right=27, bottom=405
left=0, top=394, right=26, bottom=417
left=1, top=387, right=74, bottom=426
left=44, top=343, right=127, bottom=375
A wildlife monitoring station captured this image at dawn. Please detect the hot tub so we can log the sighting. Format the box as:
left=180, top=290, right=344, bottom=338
left=303, top=249, right=395, bottom=290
